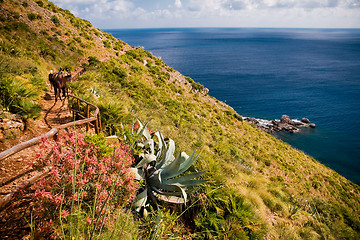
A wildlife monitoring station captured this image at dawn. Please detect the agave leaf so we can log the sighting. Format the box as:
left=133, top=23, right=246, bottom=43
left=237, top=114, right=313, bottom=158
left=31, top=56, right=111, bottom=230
left=180, top=152, right=189, bottom=164
left=147, top=187, right=160, bottom=211
left=134, top=188, right=148, bottom=211
left=161, top=152, right=182, bottom=179
left=156, top=138, right=175, bottom=169
left=177, top=150, right=200, bottom=176
left=153, top=131, right=165, bottom=155
left=163, top=170, right=208, bottom=183
left=130, top=167, right=143, bottom=181
left=154, top=182, right=184, bottom=192
left=179, top=185, right=188, bottom=205
left=136, top=119, right=144, bottom=135
left=149, top=172, right=186, bottom=192
left=143, top=139, right=154, bottom=155
left=137, top=120, right=151, bottom=140
left=135, top=154, right=156, bottom=168
left=165, top=179, right=208, bottom=188
left=148, top=169, right=162, bottom=187
left=163, top=139, right=175, bottom=165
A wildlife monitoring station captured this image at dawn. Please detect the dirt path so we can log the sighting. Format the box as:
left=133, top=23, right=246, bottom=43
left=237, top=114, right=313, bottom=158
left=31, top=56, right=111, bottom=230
left=0, top=91, right=73, bottom=239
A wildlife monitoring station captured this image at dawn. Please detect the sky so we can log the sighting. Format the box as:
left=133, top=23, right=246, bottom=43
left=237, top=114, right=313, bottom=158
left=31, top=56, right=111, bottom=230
left=52, top=0, right=360, bottom=29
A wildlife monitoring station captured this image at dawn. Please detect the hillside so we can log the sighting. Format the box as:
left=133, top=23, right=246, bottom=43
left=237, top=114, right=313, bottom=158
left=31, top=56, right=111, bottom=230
left=1, top=0, right=360, bottom=239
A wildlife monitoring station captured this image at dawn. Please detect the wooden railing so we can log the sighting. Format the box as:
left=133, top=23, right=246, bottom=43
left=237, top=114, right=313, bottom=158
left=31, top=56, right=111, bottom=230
left=0, top=94, right=101, bottom=161
left=0, top=94, right=101, bottom=208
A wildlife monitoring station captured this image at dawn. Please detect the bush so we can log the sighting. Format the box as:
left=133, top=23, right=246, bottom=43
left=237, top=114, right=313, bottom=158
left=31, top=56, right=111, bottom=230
left=28, top=131, right=138, bottom=238
left=103, top=40, right=111, bottom=49
left=195, top=187, right=263, bottom=239
left=88, top=56, right=100, bottom=67
left=36, top=0, right=43, bottom=7
left=27, top=13, right=42, bottom=21
left=0, top=76, right=42, bottom=119
left=51, top=15, right=60, bottom=27
left=98, top=100, right=124, bottom=135
left=185, top=76, right=205, bottom=92
left=112, top=66, right=127, bottom=80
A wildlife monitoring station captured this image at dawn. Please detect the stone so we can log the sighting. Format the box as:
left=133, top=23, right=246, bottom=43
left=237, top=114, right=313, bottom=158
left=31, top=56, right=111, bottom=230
left=301, top=118, right=310, bottom=124
left=246, top=117, right=259, bottom=124
left=309, top=123, right=316, bottom=128
left=280, top=115, right=296, bottom=125
left=280, top=115, right=291, bottom=123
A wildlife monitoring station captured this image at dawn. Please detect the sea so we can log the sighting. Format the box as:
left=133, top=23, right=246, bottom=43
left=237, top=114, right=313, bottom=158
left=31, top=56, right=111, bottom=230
left=106, top=28, right=360, bottom=185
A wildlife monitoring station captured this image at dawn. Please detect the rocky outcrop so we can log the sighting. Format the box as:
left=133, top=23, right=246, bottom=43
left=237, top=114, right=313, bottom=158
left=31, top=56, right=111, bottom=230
left=301, top=118, right=310, bottom=124
left=0, top=115, right=25, bottom=140
left=245, top=115, right=316, bottom=134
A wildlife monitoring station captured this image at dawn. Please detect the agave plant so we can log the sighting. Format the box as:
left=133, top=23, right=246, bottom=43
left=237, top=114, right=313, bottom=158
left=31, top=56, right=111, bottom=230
left=110, top=120, right=207, bottom=215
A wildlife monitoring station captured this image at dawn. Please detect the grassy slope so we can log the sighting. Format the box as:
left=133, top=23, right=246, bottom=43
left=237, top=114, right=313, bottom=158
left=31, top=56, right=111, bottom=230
left=1, top=0, right=360, bottom=239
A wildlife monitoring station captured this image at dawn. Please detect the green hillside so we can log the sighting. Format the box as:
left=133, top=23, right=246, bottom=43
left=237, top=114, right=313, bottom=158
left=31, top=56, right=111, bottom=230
left=1, top=0, right=360, bottom=239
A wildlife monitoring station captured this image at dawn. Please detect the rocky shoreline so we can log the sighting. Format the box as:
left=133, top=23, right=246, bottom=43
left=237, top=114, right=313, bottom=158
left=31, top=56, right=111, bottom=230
left=244, top=115, right=316, bottom=134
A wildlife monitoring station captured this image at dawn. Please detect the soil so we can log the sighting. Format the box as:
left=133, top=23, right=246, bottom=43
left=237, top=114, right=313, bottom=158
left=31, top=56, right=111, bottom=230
left=0, top=89, right=73, bottom=239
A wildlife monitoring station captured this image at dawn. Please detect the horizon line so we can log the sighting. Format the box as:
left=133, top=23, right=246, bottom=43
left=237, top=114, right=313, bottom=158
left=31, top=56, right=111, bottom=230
left=102, top=26, right=360, bottom=30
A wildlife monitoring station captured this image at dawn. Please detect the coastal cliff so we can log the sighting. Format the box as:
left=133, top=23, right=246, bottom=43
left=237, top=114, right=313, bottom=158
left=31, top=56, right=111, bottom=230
left=0, top=0, right=359, bottom=239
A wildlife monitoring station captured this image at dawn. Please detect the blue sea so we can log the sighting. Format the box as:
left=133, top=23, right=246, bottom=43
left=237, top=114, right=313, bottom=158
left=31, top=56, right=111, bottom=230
left=106, top=28, right=360, bottom=185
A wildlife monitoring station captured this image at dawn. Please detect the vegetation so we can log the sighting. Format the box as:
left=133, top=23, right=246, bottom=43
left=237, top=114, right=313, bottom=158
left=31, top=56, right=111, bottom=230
left=28, top=130, right=138, bottom=239
left=1, top=0, right=360, bottom=239
left=117, top=120, right=207, bottom=215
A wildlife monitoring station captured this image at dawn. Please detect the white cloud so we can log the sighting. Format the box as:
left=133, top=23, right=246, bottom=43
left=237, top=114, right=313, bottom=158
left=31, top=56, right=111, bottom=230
left=51, top=0, right=360, bottom=28
left=175, top=0, right=182, bottom=8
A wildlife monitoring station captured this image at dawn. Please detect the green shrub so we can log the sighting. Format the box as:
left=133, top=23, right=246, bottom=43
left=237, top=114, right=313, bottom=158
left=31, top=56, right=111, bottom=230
left=88, top=56, right=100, bottom=66
left=103, top=40, right=111, bottom=48
left=35, top=0, right=43, bottom=7
left=62, top=64, right=74, bottom=72
left=97, top=100, right=124, bottom=135
left=4, top=21, right=30, bottom=32
left=51, top=15, right=60, bottom=27
left=112, top=66, right=127, bottom=80
left=0, top=76, right=42, bottom=119
left=185, top=76, right=205, bottom=92
left=27, top=13, right=42, bottom=21
left=12, top=12, right=20, bottom=19
left=195, top=186, right=263, bottom=239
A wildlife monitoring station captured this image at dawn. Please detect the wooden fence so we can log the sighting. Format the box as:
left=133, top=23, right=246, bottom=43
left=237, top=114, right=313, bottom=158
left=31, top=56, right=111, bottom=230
left=0, top=94, right=101, bottom=209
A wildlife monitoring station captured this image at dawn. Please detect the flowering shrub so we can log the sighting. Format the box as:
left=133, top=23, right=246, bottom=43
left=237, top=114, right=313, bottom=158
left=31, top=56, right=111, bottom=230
left=30, top=130, right=139, bottom=238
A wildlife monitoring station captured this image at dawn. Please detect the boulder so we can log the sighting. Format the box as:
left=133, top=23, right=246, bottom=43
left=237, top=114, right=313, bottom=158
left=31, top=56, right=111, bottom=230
left=309, top=123, right=316, bottom=128
left=280, top=115, right=296, bottom=125
left=246, top=117, right=259, bottom=124
left=301, top=118, right=310, bottom=124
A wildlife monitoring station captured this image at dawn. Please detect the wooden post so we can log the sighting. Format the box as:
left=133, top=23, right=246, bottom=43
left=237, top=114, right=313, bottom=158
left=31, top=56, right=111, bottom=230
left=94, top=118, right=99, bottom=134
left=77, top=99, right=80, bottom=117
left=86, top=105, right=90, bottom=131
left=97, top=113, right=102, bottom=132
